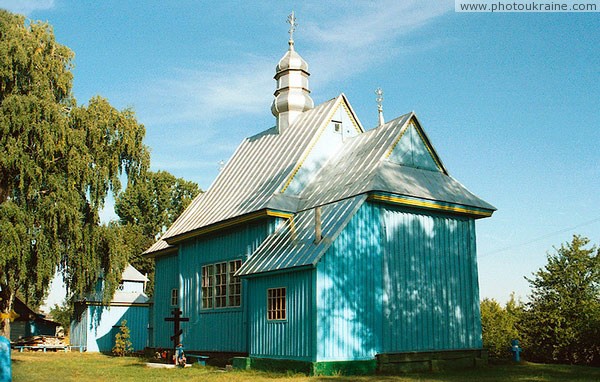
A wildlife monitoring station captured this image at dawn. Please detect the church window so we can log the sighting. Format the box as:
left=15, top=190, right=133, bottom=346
left=170, top=288, right=178, bottom=307
left=334, top=122, right=342, bottom=133
left=215, top=262, right=227, bottom=308
left=267, top=287, right=286, bottom=320
left=202, top=259, right=243, bottom=309
left=201, top=265, right=214, bottom=308
left=228, top=260, right=242, bottom=307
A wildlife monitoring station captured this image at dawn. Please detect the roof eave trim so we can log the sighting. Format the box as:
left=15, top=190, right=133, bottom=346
left=143, top=245, right=178, bottom=259
left=165, top=209, right=294, bottom=245
left=238, top=264, right=314, bottom=279
left=368, top=191, right=495, bottom=218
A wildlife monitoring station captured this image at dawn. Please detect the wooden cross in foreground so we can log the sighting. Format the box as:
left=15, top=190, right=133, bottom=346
left=164, top=308, right=189, bottom=354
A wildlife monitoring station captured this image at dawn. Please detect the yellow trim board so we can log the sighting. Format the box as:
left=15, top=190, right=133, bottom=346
left=385, top=120, right=412, bottom=158
left=369, top=193, right=493, bottom=218
left=385, top=117, right=445, bottom=173
left=167, top=209, right=294, bottom=244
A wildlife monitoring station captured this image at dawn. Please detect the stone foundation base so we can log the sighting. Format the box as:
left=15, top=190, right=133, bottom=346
left=233, top=348, right=488, bottom=376
left=377, top=348, right=488, bottom=373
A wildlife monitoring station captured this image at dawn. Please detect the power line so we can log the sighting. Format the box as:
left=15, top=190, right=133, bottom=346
left=481, top=216, right=600, bottom=257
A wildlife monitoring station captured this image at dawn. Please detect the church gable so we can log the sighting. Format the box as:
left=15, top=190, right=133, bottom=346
left=387, top=119, right=444, bottom=172
left=282, top=96, right=363, bottom=195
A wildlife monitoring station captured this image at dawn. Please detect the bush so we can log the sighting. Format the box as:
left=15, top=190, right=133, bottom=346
left=112, top=319, right=133, bottom=356
left=481, top=294, right=523, bottom=361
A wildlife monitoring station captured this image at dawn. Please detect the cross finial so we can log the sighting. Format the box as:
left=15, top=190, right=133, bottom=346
left=287, top=11, right=297, bottom=47
left=375, top=87, right=385, bottom=126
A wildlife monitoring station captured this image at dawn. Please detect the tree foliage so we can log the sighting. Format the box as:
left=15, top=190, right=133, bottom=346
left=521, top=235, right=600, bottom=365
left=481, top=294, right=523, bottom=361
left=114, top=170, right=200, bottom=295
left=0, top=10, right=149, bottom=337
left=48, top=302, right=73, bottom=336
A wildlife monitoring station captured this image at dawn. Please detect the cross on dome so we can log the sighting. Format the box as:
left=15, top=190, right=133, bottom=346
left=287, top=11, right=297, bottom=46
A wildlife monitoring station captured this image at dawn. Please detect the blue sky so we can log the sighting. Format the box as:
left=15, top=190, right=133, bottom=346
left=3, top=0, right=599, bottom=304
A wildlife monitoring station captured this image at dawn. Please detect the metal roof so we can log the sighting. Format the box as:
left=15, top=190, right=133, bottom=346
left=122, top=264, right=149, bottom=282
left=145, top=95, right=495, bottom=259
left=236, top=195, right=366, bottom=277
left=160, top=96, right=345, bottom=243
left=143, top=238, right=173, bottom=255
left=298, top=112, right=495, bottom=212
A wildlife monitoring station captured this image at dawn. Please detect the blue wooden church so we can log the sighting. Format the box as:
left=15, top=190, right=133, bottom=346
left=145, top=19, right=495, bottom=374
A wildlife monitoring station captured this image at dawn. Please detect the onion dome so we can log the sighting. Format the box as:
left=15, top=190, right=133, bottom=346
left=271, top=12, right=314, bottom=133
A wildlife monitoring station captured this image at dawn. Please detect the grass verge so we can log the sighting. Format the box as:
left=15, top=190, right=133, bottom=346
left=10, top=352, right=600, bottom=382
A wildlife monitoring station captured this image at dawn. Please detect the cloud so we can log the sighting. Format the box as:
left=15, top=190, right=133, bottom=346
left=138, top=55, right=274, bottom=126
left=136, top=1, right=452, bottom=128
left=0, top=0, right=55, bottom=15
left=303, top=0, right=453, bottom=83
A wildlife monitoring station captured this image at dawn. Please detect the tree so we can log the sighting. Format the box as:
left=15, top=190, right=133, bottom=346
left=521, top=235, right=600, bottom=365
left=112, top=319, right=133, bottom=356
left=114, top=170, right=200, bottom=295
left=48, top=302, right=73, bottom=336
left=0, top=10, right=149, bottom=338
left=480, top=294, right=523, bottom=361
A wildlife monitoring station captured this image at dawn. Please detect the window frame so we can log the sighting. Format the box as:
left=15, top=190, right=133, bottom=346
left=170, top=288, right=178, bottom=307
left=201, top=259, right=243, bottom=310
left=267, top=287, right=287, bottom=321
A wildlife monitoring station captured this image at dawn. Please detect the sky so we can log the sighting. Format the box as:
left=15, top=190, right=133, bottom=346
left=2, top=0, right=599, bottom=305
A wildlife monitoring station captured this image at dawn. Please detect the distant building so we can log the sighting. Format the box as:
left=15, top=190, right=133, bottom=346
left=10, top=297, right=61, bottom=342
left=70, top=264, right=149, bottom=352
left=145, top=16, right=495, bottom=374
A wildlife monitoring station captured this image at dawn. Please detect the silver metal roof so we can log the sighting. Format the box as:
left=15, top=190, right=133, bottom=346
left=236, top=195, right=366, bottom=277
left=145, top=95, right=495, bottom=259
left=297, top=112, right=495, bottom=212
left=143, top=238, right=174, bottom=255
left=160, top=96, right=344, bottom=243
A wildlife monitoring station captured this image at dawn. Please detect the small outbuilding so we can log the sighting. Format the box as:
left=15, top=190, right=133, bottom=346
left=70, top=264, right=149, bottom=352
left=9, top=297, right=61, bottom=342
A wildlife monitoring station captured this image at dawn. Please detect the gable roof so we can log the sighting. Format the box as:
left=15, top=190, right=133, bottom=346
left=122, top=264, right=149, bottom=282
left=159, top=95, right=359, bottom=245
left=296, top=112, right=494, bottom=213
left=236, top=195, right=366, bottom=277
left=146, top=95, right=495, bottom=257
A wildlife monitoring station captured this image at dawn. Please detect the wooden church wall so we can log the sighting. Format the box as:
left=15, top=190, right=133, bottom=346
left=71, top=305, right=148, bottom=352
left=177, top=218, right=280, bottom=352
left=316, top=201, right=383, bottom=361
left=152, top=252, right=179, bottom=348
left=247, top=269, right=315, bottom=361
left=381, top=205, right=482, bottom=353
left=315, top=202, right=482, bottom=362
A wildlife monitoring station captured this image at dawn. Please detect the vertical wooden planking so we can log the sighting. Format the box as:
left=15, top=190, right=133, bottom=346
left=316, top=202, right=383, bottom=361
left=247, top=270, right=314, bottom=360
left=380, top=204, right=482, bottom=353
left=152, top=253, right=179, bottom=348
left=177, top=218, right=280, bottom=352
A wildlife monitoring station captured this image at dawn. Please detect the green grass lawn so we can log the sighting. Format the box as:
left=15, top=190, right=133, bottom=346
left=10, top=352, right=600, bottom=382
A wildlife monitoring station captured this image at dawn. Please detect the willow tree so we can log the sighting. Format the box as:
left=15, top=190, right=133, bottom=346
left=0, top=10, right=149, bottom=337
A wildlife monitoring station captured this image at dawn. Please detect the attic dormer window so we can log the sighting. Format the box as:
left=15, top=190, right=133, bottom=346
left=332, top=120, right=342, bottom=133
